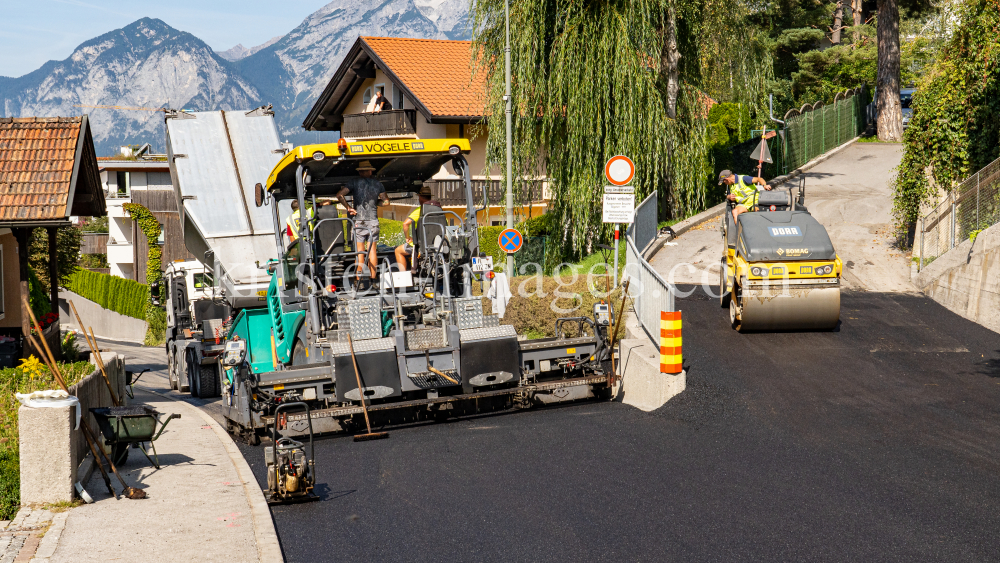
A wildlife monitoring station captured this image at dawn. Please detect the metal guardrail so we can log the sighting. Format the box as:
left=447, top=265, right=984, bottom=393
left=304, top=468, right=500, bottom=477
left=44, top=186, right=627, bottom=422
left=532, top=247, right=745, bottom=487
left=918, top=156, right=1000, bottom=270
left=627, top=192, right=658, bottom=255
left=625, top=234, right=675, bottom=346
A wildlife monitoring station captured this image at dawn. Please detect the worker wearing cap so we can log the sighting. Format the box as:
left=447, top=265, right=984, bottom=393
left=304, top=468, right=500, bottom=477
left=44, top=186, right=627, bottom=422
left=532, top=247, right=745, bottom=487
left=336, top=160, right=389, bottom=285
left=394, top=186, right=439, bottom=271
left=719, top=169, right=772, bottom=222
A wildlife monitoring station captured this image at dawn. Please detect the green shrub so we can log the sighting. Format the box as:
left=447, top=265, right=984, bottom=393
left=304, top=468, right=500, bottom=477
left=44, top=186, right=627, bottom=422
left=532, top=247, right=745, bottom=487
left=144, top=307, right=166, bottom=347
left=65, top=269, right=149, bottom=320
left=478, top=226, right=507, bottom=272
left=378, top=218, right=405, bottom=247
left=28, top=269, right=50, bottom=319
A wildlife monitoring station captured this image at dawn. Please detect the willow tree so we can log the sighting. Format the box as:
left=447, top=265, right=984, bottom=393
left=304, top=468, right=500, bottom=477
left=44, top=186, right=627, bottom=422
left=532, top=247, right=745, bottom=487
left=471, top=0, right=771, bottom=257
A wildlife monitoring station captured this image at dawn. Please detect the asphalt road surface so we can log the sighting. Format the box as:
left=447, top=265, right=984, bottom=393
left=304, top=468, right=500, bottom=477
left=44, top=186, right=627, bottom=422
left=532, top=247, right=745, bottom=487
left=113, top=141, right=1000, bottom=561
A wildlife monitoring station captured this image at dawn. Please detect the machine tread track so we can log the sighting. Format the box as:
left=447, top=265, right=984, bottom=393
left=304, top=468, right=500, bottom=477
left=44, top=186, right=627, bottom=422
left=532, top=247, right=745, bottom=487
left=264, top=375, right=611, bottom=424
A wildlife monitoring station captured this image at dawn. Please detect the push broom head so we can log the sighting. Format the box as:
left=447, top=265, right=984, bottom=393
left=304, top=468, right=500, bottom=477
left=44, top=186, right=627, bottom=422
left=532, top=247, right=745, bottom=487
left=353, top=431, right=389, bottom=442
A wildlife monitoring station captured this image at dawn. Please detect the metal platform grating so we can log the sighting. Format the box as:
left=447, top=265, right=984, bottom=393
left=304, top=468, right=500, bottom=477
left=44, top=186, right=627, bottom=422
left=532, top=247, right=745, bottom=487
left=454, top=297, right=484, bottom=330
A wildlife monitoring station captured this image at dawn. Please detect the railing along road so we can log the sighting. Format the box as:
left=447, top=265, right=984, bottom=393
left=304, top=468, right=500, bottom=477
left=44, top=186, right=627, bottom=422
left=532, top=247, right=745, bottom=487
left=918, top=155, right=1000, bottom=270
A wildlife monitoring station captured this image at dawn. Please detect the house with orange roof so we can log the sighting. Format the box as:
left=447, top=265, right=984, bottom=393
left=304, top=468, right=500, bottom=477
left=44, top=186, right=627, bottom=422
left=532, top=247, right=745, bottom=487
left=303, top=36, right=547, bottom=225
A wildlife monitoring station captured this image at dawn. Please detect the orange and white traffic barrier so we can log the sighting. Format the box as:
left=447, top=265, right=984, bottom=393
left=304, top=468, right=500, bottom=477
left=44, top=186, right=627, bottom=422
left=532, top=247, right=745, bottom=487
left=660, top=311, right=682, bottom=374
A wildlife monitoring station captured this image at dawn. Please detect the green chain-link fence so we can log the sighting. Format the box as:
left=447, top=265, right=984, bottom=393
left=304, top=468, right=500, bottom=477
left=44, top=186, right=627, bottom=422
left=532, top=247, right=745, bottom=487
left=782, top=86, right=870, bottom=174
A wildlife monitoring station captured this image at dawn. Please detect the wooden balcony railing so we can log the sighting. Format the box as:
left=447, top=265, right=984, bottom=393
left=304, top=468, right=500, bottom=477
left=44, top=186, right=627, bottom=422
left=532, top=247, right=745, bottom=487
left=341, top=110, right=417, bottom=138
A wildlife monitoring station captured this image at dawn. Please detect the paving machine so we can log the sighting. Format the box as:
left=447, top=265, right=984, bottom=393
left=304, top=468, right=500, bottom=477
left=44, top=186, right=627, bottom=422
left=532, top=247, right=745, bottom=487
left=719, top=177, right=842, bottom=331
left=220, top=138, right=616, bottom=442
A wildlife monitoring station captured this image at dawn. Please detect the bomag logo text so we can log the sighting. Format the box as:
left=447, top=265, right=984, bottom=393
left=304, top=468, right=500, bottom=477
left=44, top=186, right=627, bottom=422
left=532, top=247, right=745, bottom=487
left=781, top=248, right=809, bottom=256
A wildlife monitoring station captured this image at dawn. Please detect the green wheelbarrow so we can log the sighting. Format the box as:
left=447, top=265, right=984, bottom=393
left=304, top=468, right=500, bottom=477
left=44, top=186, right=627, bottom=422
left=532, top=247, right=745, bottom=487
left=90, top=406, right=181, bottom=469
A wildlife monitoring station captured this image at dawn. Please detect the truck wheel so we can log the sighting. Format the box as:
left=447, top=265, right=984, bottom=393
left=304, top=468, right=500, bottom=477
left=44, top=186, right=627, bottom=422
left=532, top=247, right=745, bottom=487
left=198, top=364, right=221, bottom=398
left=187, top=351, right=198, bottom=396
left=167, top=350, right=178, bottom=390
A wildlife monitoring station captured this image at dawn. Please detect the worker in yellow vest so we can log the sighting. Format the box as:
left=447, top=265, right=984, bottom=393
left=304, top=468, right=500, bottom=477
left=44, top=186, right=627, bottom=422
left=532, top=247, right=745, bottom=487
left=285, top=200, right=316, bottom=243
left=719, top=169, right=772, bottom=222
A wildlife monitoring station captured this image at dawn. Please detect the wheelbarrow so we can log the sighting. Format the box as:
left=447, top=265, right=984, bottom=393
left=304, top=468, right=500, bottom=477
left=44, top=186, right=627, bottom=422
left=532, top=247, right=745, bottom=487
left=90, top=406, right=181, bottom=469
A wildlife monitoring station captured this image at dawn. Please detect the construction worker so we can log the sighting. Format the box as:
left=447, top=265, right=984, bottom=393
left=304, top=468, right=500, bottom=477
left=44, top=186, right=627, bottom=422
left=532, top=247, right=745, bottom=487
left=394, top=186, right=439, bottom=271
left=285, top=200, right=314, bottom=243
left=336, top=160, right=389, bottom=286
left=719, top=169, right=772, bottom=222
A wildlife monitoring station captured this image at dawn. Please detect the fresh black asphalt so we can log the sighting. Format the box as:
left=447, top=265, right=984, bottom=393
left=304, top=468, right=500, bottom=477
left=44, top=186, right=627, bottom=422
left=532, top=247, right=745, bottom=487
left=227, top=287, right=1000, bottom=562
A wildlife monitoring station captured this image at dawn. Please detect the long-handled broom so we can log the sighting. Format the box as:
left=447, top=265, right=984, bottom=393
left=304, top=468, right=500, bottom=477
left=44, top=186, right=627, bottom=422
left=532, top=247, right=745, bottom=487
left=347, top=334, right=388, bottom=442
left=22, top=298, right=146, bottom=499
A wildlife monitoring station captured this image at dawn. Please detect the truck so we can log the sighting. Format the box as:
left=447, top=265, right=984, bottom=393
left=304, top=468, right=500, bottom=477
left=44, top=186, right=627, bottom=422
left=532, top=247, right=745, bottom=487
left=219, top=137, right=618, bottom=443
left=160, top=106, right=286, bottom=398
left=163, top=259, right=227, bottom=396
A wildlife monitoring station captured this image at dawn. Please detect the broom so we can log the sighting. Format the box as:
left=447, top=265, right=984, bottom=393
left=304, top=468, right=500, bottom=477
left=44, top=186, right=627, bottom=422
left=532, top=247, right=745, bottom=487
left=347, top=334, right=388, bottom=442
left=23, top=298, right=147, bottom=499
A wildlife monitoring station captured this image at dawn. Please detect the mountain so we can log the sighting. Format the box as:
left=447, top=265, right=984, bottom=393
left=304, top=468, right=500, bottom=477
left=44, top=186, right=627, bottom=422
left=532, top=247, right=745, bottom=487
left=0, top=18, right=261, bottom=154
left=415, top=0, right=471, bottom=39
left=0, top=0, right=472, bottom=153
left=217, top=37, right=282, bottom=62
left=235, top=0, right=452, bottom=142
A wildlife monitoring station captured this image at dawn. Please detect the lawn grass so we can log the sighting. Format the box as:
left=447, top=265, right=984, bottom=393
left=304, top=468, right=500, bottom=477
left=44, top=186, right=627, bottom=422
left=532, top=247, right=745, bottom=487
left=0, top=358, right=94, bottom=519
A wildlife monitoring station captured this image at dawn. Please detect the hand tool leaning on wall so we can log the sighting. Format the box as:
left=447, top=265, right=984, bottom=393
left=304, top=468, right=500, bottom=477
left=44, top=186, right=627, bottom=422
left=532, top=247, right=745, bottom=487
left=69, top=300, right=120, bottom=407
left=21, top=297, right=146, bottom=500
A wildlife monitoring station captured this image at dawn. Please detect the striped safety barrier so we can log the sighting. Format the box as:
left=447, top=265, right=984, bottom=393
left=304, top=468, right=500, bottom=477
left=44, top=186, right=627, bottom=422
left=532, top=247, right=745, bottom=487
left=660, top=311, right=682, bottom=374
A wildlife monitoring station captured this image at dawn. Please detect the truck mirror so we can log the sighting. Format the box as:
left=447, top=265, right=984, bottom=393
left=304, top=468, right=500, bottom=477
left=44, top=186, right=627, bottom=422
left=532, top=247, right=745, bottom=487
left=255, top=183, right=265, bottom=207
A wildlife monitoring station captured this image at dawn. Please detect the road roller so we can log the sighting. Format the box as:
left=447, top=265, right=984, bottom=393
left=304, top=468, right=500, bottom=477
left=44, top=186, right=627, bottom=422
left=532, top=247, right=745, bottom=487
left=719, top=178, right=842, bottom=331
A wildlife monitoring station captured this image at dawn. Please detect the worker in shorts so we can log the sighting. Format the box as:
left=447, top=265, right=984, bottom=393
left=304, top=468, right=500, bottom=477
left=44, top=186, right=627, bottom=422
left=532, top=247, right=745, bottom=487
left=719, top=169, right=772, bottom=222
left=394, top=186, right=439, bottom=271
left=336, top=160, right=389, bottom=287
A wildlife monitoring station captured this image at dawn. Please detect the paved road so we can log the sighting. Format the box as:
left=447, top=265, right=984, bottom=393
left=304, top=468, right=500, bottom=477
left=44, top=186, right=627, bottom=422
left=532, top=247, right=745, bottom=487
left=104, top=143, right=1000, bottom=561
left=652, top=143, right=910, bottom=290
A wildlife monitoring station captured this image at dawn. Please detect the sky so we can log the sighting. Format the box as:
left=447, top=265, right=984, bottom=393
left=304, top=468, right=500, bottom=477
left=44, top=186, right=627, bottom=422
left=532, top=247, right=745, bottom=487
left=0, top=0, right=329, bottom=78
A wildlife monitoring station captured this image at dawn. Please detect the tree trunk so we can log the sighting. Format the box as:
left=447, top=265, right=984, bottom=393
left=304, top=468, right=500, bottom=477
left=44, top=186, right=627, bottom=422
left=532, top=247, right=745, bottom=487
left=660, top=3, right=681, bottom=119
left=876, top=0, right=903, bottom=142
left=832, top=0, right=845, bottom=45
left=852, top=0, right=863, bottom=43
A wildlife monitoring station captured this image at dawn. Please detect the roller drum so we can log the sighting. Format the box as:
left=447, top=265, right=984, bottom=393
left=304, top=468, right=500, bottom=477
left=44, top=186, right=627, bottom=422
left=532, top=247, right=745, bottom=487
left=738, top=285, right=840, bottom=331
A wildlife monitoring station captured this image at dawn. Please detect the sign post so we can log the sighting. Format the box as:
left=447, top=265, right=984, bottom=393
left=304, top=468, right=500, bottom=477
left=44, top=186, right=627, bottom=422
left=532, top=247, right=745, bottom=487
left=603, top=156, right=636, bottom=287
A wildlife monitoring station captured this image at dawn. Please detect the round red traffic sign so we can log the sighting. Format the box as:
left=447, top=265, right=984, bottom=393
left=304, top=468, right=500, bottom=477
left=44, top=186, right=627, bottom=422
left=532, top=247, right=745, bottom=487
left=605, top=155, right=635, bottom=186
left=498, top=228, right=523, bottom=253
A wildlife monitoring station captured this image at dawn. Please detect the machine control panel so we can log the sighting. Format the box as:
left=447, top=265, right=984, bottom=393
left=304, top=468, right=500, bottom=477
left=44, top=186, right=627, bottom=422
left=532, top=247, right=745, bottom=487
left=222, top=339, right=247, bottom=366
left=593, top=303, right=612, bottom=326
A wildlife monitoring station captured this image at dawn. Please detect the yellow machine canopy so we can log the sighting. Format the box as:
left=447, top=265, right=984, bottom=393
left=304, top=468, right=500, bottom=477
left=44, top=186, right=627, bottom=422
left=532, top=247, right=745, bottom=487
left=265, top=138, right=471, bottom=200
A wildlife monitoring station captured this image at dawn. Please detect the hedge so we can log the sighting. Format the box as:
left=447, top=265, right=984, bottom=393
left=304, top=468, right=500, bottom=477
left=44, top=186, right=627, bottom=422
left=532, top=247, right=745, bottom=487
left=65, top=269, right=149, bottom=320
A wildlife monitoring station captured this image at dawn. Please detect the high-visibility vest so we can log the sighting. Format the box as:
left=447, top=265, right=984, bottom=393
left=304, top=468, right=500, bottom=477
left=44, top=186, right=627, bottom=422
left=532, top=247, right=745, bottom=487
left=731, top=176, right=759, bottom=209
left=285, top=208, right=314, bottom=241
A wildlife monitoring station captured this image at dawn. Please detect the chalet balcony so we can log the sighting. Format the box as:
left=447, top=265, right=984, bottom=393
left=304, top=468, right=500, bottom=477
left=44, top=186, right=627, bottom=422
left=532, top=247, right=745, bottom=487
left=341, top=110, right=417, bottom=139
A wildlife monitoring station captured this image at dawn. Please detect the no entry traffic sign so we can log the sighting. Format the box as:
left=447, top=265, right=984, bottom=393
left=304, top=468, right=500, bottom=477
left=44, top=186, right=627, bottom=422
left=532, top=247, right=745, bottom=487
left=605, top=155, right=635, bottom=186
left=498, top=228, right=523, bottom=254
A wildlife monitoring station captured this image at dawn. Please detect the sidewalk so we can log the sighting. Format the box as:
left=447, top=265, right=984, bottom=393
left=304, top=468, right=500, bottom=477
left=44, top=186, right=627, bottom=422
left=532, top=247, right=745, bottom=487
left=7, top=386, right=281, bottom=562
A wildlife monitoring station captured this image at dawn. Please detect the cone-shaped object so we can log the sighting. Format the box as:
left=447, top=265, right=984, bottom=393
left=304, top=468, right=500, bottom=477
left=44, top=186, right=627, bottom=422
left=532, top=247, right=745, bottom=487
left=750, top=138, right=773, bottom=163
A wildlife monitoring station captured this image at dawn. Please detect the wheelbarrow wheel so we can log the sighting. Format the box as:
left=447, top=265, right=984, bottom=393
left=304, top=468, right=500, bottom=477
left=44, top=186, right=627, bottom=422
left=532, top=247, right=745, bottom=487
left=112, top=442, right=129, bottom=467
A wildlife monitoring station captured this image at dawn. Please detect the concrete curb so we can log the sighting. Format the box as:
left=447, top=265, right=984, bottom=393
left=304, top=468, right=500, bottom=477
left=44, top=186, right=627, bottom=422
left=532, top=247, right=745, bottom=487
left=137, top=387, right=284, bottom=563
left=31, top=511, right=68, bottom=561
left=645, top=137, right=861, bottom=261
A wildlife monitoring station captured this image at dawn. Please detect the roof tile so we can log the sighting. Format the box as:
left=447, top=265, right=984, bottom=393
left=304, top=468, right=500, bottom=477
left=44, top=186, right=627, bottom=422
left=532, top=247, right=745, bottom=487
left=0, top=117, right=85, bottom=220
left=362, top=37, right=486, bottom=118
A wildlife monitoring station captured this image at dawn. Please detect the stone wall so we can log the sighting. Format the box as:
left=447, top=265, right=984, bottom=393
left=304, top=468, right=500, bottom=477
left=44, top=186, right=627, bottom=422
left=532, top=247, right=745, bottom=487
left=914, top=222, right=1000, bottom=335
